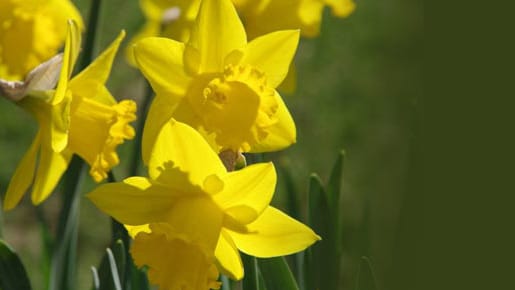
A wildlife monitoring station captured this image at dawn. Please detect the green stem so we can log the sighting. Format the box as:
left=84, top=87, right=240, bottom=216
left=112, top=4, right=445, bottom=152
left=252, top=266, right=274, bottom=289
left=129, top=82, right=154, bottom=176
left=78, top=0, right=102, bottom=72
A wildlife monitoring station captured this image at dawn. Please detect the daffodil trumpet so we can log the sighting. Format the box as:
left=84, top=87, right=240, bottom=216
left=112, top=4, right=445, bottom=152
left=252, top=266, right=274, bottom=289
left=133, top=0, right=299, bottom=163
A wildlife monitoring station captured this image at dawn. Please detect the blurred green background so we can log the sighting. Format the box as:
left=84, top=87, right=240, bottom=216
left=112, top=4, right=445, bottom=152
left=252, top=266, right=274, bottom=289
left=0, top=0, right=421, bottom=289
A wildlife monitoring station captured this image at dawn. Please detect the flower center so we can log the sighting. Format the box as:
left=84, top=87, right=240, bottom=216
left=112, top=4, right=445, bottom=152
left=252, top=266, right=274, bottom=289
left=185, top=64, right=278, bottom=152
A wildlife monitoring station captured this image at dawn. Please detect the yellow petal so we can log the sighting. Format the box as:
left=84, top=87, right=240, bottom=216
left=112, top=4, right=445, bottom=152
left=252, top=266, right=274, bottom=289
left=189, top=0, right=247, bottom=73
left=3, top=131, right=41, bottom=210
left=226, top=206, right=320, bottom=258
left=249, top=91, right=296, bottom=152
left=277, top=63, right=297, bottom=94
left=68, top=98, right=136, bottom=182
left=31, top=146, right=72, bottom=205
left=241, top=30, right=300, bottom=88
left=215, top=230, right=244, bottom=280
left=134, top=37, right=190, bottom=98
left=125, top=21, right=161, bottom=66
left=53, top=19, right=81, bottom=105
left=87, top=177, right=179, bottom=225
left=325, top=0, right=356, bottom=17
left=69, top=30, right=126, bottom=104
left=148, top=119, right=226, bottom=187
left=125, top=224, right=151, bottom=239
left=166, top=196, right=224, bottom=251
left=214, top=163, right=276, bottom=225
left=131, top=223, right=221, bottom=290
left=140, top=0, right=164, bottom=20
left=50, top=90, right=72, bottom=152
left=141, top=95, right=176, bottom=165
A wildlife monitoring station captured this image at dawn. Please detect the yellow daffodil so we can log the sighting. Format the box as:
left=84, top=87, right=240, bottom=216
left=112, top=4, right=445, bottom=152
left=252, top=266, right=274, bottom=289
left=134, top=0, right=298, bottom=161
left=88, top=118, right=320, bottom=288
left=125, top=0, right=201, bottom=65
left=3, top=20, right=136, bottom=210
left=0, top=0, right=84, bottom=81
left=236, top=0, right=356, bottom=39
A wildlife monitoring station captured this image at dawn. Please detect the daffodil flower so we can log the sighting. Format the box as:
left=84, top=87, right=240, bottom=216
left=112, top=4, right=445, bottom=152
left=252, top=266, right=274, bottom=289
left=125, top=0, right=201, bottom=65
left=0, top=0, right=84, bottom=81
left=236, top=0, right=356, bottom=38
left=87, top=118, right=320, bottom=288
left=133, top=0, right=299, bottom=160
left=3, top=20, right=136, bottom=210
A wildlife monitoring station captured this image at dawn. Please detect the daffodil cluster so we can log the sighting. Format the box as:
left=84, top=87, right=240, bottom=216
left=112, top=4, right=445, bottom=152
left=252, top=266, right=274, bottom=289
left=1, top=20, right=136, bottom=210
left=89, top=0, right=321, bottom=288
left=1, top=0, right=323, bottom=289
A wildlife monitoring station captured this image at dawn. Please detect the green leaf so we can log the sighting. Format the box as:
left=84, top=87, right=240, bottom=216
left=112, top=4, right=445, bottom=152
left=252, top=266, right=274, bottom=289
left=355, top=257, right=378, bottom=290
left=35, top=207, right=53, bottom=288
left=258, top=257, right=299, bottom=290
left=306, top=174, right=330, bottom=290
left=106, top=249, right=122, bottom=290
left=0, top=240, right=32, bottom=290
left=242, top=254, right=259, bottom=290
left=307, top=157, right=346, bottom=290
left=91, top=266, right=100, bottom=290
left=49, top=156, right=85, bottom=290
left=94, top=240, right=127, bottom=290
left=327, top=150, right=345, bottom=215
left=128, top=265, right=150, bottom=290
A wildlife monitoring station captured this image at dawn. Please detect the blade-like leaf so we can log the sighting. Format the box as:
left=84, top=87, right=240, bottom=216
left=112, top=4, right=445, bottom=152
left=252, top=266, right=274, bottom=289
left=106, top=249, right=122, bottom=290
left=0, top=240, right=32, bottom=290
left=91, top=266, right=100, bottom=290
left=94, top=240, right=127, bottom=290
left=129, top=265, right=150, bottom=290
left=242, top=254, right=259, bottom=290
left=49, top=156, right=85, bottom=290
left=327, top=150, right=345, bottom=211
left=258, top=257, right=299, bottom=290
left=355, top=256, right=378, bottom=290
